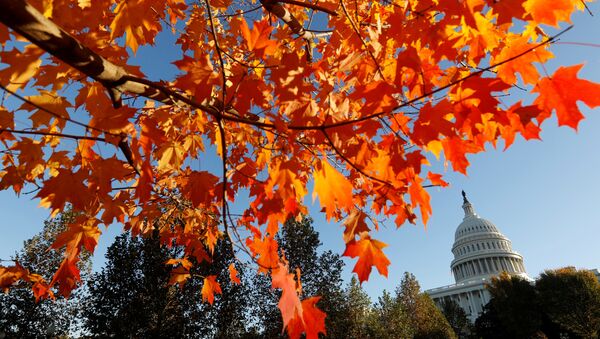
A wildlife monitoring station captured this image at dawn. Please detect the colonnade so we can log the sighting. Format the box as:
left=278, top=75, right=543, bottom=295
left=452, top=256, right=526, bottom=282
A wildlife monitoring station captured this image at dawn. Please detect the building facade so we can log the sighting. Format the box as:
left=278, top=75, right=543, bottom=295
left=425, top=192, right=530, bottom=322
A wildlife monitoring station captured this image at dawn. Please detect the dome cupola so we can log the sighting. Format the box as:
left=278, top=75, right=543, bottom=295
left=450, top=192, right=529, bottom=283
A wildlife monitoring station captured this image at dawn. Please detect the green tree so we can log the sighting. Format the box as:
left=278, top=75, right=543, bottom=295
left=341, top=276, right=373, bottom=339
left=366, top=290, right=414, bottom=339
left=440, top=298, right=472, bottom=338
left=83, top=231, right=186, bottom=337
left=536, top=267, right=600, bottom=339
left=83, top=230, right=251, bottom=338
left=0, top=211, right=90, bottom=338
left=397, top=272, right=457, bottom=339
left=482, top=273, right=543, bottom=338
left=249, top=216, right=346, bottom=338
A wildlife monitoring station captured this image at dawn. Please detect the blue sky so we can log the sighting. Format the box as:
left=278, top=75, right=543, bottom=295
left=1, top=4, right=600, bottom=300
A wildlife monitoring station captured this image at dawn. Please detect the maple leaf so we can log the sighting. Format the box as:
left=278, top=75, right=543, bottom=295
left=409, top=176, right=432, bottom=225
left=533, top=65, right=600, bottom=130
left=22, top=90, right=71, bottom=129
left=247, top=236, right=279, bottom=273
left=181, top=171, right=219, bottom=208
left=110, top=0, right=162, bottom=52
left=51, top=216, right=102, bottom=261
left=427, top=172, right=449, bottom=187
left=156, top=141, right=185, bottom=171
left=228, top=263, right=241, bottom=284
left=51, top=258, right=82, bottom=297
left=271, top=263, right=303, bottom=329
left=0, top=263, right=27, bottom=292
left=287, top=296, right=327, bottom=339
left=168, top=266, right=191, bottom=287
left=240, top=19, right=279, bottom=59
left=36, top=169, right=93, bottom=217
left=313, top=159, right=354, bottom=221
left=3, top=0, right=600, bottom=333
left=343, top=233, right=391, bottom=283
left=523, top=0, right=582, bottom=27
left=342, top=209, right=370, bottom=243
left=201, top=275, right=222, bottom=305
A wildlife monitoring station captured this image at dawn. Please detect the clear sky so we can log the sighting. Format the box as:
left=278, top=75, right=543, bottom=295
left=1, top=4, right=599, bottom=300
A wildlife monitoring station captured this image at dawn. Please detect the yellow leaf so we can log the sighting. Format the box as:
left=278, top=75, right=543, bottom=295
left=313, top=159, right=353, bottom=221
left=156, top=142, right=185, bottom=171
left=78, top=0, right=91, bottom=9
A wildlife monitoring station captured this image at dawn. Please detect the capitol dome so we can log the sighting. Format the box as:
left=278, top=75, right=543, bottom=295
left=450, top=192, right=529, bottom=283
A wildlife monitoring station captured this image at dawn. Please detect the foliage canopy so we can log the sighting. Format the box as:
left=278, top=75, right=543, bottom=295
left=1, top=0, right=599, bottom=336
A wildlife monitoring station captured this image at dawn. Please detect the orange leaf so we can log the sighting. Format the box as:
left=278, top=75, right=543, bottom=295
left=228, top=263, right=241, bottom=284
left=110, top=0, right=161, bottom=52
left=0, top=263, right=27, bottom=293
left=533, top=64, right=600, bottom=130
left=247, top=236, right=279, bottom=273
left=51, top=216, right=101, bottom=261
left=36, top=169, right=94, bottom=217
left=287, top=296, right=327, bottom=339
left=523, top=0, right=582, bottom=27
left=201, top=275, right=222, bottom=305
left=240, top=19, right=279, bottom=58
left=343, top=233, right=390, bottom=283
left=272, top=263, right=303, bottom=329
left=313, top=159, right=354, bottom=221
left=342, top=210, right=370, bottom=243
left=168, top=266, right=191, bottom=287
left=51, top=258, right=81, bottom=297
left=408, top=176, right=432, bottom=225
left=428, top=172, right=448, bottom=187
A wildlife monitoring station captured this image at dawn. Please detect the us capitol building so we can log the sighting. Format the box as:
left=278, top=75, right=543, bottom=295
left=425, top=192, right=531, bottom=322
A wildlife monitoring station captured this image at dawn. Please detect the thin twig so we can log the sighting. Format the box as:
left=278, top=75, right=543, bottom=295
left=204, top=0, right=228, bottom=104
left=0, top=84, right=118, bottom=137
left=339, top=0, right=386, bottom=81
left=0, top=128, right=108, bottom=141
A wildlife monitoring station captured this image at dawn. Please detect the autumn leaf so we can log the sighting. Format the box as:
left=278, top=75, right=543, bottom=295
left=51, top=216, right=102, bottom=261
left=0, top=263, right=28, bottom=292
left=409, top=176, right=432, bottom=225
left=180, top=171, right=219, bottom=208
left=523, top=0, right=583, bottom=27
left=156, top=141, right=185, bottom=171
left=272, top=263, right=303, bottom=329
left=2, top=0, right=600, bottom=332
left=342, top=209, right=370, bottom=243
left=240, top=19, right=279, bottom=59
left=287, top=296, right=327, bottom=339
left=228, top=263, right=241, bottom=284
left=110, top=0, right=162, bottom=52
left=343, top=233, right=391, bottom=283
left=533, top=65, right=600, bottom=130
left=201, top=275, right=222, bottom=305
left=51, top=258, right=82, bottom=297
left=247, top=236, right=279, bottom=273
left=168, top=266, right=191, bottom=287
left=313, top=159, right=354, bottom=221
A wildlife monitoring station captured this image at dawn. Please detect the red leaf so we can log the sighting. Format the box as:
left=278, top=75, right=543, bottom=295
left=287, top=296, right=327, bottom=339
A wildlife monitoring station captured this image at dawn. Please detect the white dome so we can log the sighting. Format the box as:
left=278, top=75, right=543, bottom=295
left=454, top=215, right=500, bottom=241
left=449, top=192, right=529, bottom=283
